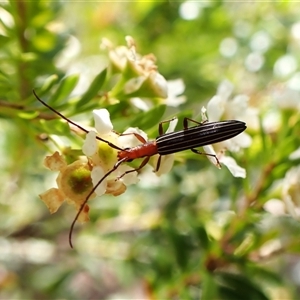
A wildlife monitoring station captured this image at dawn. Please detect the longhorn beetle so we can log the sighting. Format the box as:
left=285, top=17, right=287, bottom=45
left=33, top=90, right=247, bottom=248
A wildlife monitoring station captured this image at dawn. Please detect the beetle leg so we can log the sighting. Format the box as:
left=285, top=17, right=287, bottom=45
left=183, top=117, right=208, bottom=129
left=116, top=156, right=150, bottom=180
left=117, top=132, right=147, bottom=144
left=155, top=155, right=162, bottom=172
left=190, top=148, right=221, bottom=168
left=158, top=117, right=178, bottom=136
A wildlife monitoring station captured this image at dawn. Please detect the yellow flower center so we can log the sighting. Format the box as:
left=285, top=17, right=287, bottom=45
left=67, top=166, right=93, bottom=194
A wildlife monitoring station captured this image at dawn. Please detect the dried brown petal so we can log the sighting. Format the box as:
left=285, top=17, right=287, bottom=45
left=44, top=151, right=67, bottom=171
left=39, top=188, right=65, bottom=214
left=77, top=204, right=90, bottom=223
left=106, top=179, right=126, bottom=196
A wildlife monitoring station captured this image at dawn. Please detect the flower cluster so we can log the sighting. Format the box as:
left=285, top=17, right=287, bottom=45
left=39, top=109, right=177, bottom=220
left=39, top=152, right=94, bottom=222
left=102, top=36, right=168, bottom=100
left=264, top=166, right=300, bottom=219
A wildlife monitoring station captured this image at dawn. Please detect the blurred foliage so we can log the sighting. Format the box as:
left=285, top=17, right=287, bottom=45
left=1, top=0, right=300, bottom=299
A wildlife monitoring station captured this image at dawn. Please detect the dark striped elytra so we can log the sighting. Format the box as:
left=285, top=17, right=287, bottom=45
left=156, top=120, right=246, bottom=155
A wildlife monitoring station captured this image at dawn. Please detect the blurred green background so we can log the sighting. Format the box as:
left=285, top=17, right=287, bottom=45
left=1, top=1, right=300, bottom=299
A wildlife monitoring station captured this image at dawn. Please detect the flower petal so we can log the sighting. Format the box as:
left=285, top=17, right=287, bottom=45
left=44, top=151, right=67, bottom=171
left=219, top=155, right=246, bottom=178
left=263, top=199, right=285, bottom=216
left=117, top=164, right=139, bottom=185
left=130, top=97, right=152, bottom=111
left=91, top=166, right=107, bottom=196
left=217, top=80, right=234, bottom=100
left=39, top=188, right=65, bottom=214
left=167, top=78, right=185, bottom=96
left=93, top=109, right=113, bottom=135
left=155, top=154, right=175, bottom=176
left=119, top=127, right=148, bottom=148
left=150, top=72, right=168, bottom=98
left=106, top=179, right=127, bottom=196
left=82, top=131, right=98, bottom=156
left=222, top=132, right=252, bottom=152
left=165, top=79, right=186, bottom=107
left=229, top=94, right=249, bottom=117
left=202, top=145, right=221, bottom=168
left=124, top=76, right=145, bottom=94
left=77, top=204, right=90, bottom=223
left=289, top=147, right=300, bottom=160
left=207, top=95, right=225, bottom=122
left=108, top=45, right=128, bottom=71
left=284, top=194, right=298, bottom=219
left=166, top=118, right=178, bottom=133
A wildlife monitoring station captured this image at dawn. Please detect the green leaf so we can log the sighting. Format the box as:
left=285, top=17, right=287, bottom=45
left=201, top=272, right=219, bottom=300
left=130, top=105, right=166, bottom=132
left=39, top=119, right=71, bottom=136
left=195, top=225, right=209, bottom=250
left=76, top=68, right=107, bottom=108
left=217, top=272, right=269, bottom=300
left=48, top=74, right=80, bottom=105
left=248, top=266, right=282, bottom=285
left=218, top=286, right=245, bottom=300
left=38, top=75, right=59, bottom=96
left=17, top=111, right=39, bottom=120
left=20, top=52, right=38, bottom=62
left=0, top=35, right=10, bottom=47
left=167, top=229, right=189, bottom=269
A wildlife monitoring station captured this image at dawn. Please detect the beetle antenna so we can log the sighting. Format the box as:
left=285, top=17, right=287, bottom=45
left=68, top=158, right=126, bottom=248
left=32, top=90, right=123, bottom=151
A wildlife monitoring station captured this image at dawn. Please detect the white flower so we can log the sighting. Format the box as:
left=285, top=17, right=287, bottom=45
left=289, top=147, right=300, bottom=160
left=123, top=71, right=168, bottom=98
left=263, top=199, right=286, bottom=216
left=104, top=36, right=168, bottom=99
left=149, top=72, right=168, bottom=98
left=271, top=79, right=300, bottom=110
left=282, top=166, right=300, bottom=219
left=82, top=109, right=138, bottom=196
left=264, top=166, right=300, bottom=220
left=165, top=79, right=186, bottom=107
left=203, top=80, right=253, bottom=177
left=127, top=78, right=184, bottom=113
left=207, top=80, right=258, bottom=131
left=40, top=152, right=94, bottom=222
